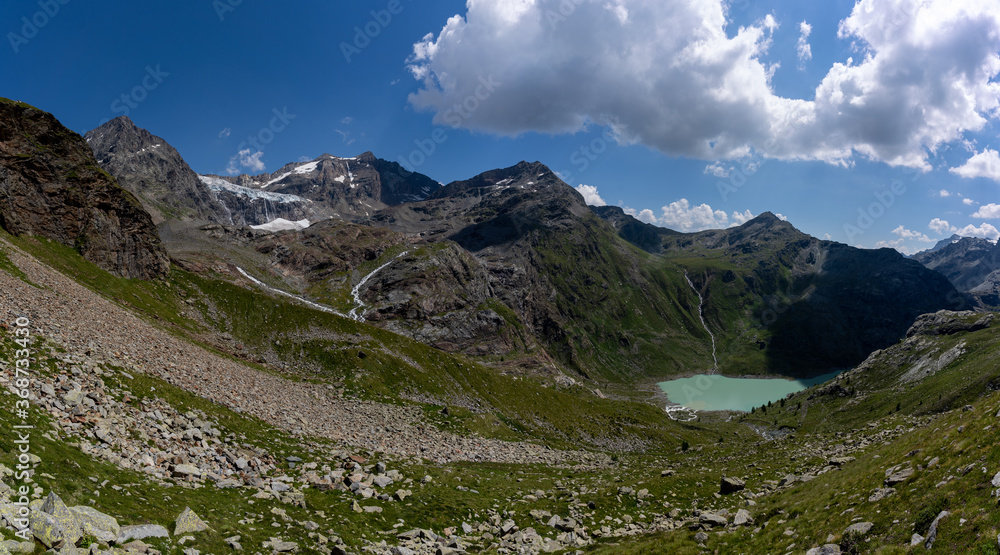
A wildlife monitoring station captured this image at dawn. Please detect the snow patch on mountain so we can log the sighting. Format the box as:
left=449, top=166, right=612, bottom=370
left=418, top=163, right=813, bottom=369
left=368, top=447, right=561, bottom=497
left=198, top=175, right=310, bottom=204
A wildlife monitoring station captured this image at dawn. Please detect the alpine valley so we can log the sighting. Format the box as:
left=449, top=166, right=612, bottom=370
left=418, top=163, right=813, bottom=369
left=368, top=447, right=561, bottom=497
left=1, top=99, right=999, bottom=555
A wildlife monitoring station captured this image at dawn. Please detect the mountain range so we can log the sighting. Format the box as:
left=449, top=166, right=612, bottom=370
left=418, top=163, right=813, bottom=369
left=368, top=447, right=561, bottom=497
left=2, top=99, right=999, bottom=555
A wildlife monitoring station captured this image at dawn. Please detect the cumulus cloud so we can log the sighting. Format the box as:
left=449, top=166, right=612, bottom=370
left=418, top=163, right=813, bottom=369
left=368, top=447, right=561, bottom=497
left=929, top=218, right=956, bottom=235
left=875, top=238, right=917, bottom=255
left=636, top=208, right=657, bottom=223
left=891, top=225, right=932, bottom=242
left=939, top=190, right=952, bottom=197
left=957, top=222, right=1000, bottom=241
left=704, top=162, right=731, bottom=178
left=963, top=198, right=975, bottom=205
left=226, top=149, right=265, bottom=175
left=574, top=184, right=607, bottom=206
left=626, top=199, right=756, bottom=232
left=951, top=149, right=1000, bottom=182
left=972, top=203, right=1000, bottom=218
left=658, top=199, right=731, bottom=231
left=797, top=21, right=813, bottom=65
left=408, top=0, right=1000, bottom=169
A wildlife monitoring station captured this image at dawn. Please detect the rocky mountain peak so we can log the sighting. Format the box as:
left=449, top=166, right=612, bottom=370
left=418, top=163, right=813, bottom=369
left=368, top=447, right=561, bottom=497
left=85, top=117, right=231, bottom=225
left=0, top=99, right=168, bottom=279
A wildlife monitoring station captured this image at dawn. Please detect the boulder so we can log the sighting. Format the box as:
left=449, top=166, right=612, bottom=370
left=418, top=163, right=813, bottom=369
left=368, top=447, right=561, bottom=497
left=40, top=492, right=80, bottom=546
left=884, top=467, right=913, bottom=487
left=172, top=464, right=203, bottom=479
left=700, top=513, right=728, bottom=527
left=720, top=476, right=745, bottom=494
left=174, top=507, right=208, bottom=535
left=844, top=522, right=873, bottom=536
left=70, top=506, right=120, bottom=544
left=805, top=545, right=841, bottom=555
left=29, top=510, right=64, bottom=549
left=117, top=524, right=170, bottom=543
left=733, top=509, right=753, bottom=527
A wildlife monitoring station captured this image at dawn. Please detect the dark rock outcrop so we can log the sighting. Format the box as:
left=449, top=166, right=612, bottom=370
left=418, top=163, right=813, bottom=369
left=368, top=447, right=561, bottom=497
left=906, top=310, right=994, bottom=337
left=0, top=99, right=168, bottom=279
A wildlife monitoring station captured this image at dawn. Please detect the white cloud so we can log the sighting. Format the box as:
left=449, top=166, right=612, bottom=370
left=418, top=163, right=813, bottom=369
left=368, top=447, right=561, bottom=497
left=574, top=184, right=607, bottom=206
left=939, top=189, right=952, bottom=197
left=226, top=149, right=265, bottom=175
left=218, top=128, right=231, bottom=139
left=658, top=199, right=731, bottom=232
left=963, top=198, right=975, bottom=206
left=928, top=218, right=956, bottom=235
left=408, top=0, right=1000, bottom=170
left=704, top=162, right=730, bottom=178
left=956, top=222, right=1000, bottom=241
left=636, top=208, right=657, bottom=224
left=950, top=149, right=1000, bottom=183
left=733, top=209, right=755, bottom=226
left=972, top=203, right=1000, bottom=218
left=775, top=213, right=788, bottom=221
left=796, top=21, right=813, bottom=65
left=891, top=225, right=932, bottom=242
left=875, top=238, right=917, bottom=255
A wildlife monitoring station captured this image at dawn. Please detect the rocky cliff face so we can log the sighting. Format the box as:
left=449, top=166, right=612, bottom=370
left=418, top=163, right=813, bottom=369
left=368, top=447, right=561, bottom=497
left=912, top=236, right=1000, bottom=292
left=85, top=117, right=231, bottom=225
left=0, top=99, right=168, bottom=279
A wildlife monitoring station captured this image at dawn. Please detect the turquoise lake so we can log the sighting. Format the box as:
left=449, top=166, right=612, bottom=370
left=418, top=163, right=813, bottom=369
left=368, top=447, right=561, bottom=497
left=658, top=371, right=842, bottom=413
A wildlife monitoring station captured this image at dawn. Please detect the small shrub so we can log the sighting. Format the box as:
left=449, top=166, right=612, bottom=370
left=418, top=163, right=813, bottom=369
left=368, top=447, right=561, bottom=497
left=681, top=440, right=690, bottom=452
left=914, top=497, right=948, bottom=536
left=840, top=529, right=865, bottom=555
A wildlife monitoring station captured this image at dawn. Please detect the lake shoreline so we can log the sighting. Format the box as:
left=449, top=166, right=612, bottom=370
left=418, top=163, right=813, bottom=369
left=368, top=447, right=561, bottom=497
left=653, top=370, right=844, bottom=413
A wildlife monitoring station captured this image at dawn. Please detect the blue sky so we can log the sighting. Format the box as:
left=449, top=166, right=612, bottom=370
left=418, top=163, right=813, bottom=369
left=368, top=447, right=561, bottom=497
left=3, top=0, right=999, bottom=253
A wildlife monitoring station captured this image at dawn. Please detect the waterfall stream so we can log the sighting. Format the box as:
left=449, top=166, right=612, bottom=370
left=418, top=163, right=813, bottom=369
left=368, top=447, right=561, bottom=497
left=684, top=272, right=718, bottom=373
left=348, top=251, right=409, bottom=321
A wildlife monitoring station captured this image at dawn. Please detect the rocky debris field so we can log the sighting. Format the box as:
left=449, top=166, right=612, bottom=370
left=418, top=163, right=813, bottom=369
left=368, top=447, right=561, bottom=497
left=0, top=241, right=602, bottom=469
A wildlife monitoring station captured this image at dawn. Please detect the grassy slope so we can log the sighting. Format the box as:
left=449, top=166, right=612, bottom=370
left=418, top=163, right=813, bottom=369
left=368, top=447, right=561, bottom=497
left=0, top=232, right=691, bottom=451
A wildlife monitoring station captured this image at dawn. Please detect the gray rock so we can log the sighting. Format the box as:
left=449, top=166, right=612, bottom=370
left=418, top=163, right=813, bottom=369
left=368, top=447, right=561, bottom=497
left=910, top=533, right=925, bottom=546
left=373, top=475, right=393, bottom=489
left=868, top=488, right=896, bottom=502
left=40, top=492, right=81, bottom=546
left=733, top=509, right=753, bottom=526
left=924, top=511, right=949, bottom=550
left=844, top=521, right=873, bottom=536
left=700, top=512, right=728, bottom=527
left=172, top=464, right=202, bottom=479
left=720, top=476, right=745, bottom=494
left=174, top=507, right=208, bottom=535
left=884, top=466, right=914, bottom=486
left=992, top=470, right=1000, bottom=488
left=70, top=505, right=120, bottom=543
left=391, top=547, right=414, bottom=555
left=805, top=545, right=841, bottom=555
left=117, top=524, right=170, bottom=543
left=694, top=531, right=708, bottom=543
left=270, top=481, right=290, bottom=492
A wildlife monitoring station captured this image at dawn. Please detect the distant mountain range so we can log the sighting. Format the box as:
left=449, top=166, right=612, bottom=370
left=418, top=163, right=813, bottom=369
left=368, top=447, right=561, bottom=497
left=912, top=235, right=1000, bottom=308
left=65, top=113, right=964, bottom=381
left=0, top=102, right=973, bottom=384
